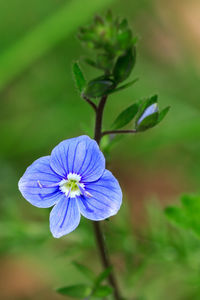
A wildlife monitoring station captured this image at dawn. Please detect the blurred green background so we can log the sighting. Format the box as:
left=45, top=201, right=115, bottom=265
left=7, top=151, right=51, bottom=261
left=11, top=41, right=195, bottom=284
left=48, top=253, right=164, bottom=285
left=1, top=0, right=200, bottom=299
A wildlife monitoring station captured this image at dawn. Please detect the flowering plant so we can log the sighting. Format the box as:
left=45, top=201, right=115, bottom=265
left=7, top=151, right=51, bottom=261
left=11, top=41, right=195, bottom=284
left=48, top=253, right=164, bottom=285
left=18, top=11, right=169, bottom=299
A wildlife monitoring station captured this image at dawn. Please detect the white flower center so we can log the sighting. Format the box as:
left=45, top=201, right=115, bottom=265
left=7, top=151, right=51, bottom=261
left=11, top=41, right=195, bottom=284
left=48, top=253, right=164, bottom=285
left=59, top=173, right=84, bottom=198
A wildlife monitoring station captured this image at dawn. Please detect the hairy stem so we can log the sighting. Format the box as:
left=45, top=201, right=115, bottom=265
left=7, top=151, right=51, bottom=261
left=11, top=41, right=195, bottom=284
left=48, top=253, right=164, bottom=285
left=93, top=95, right=121, bottom=300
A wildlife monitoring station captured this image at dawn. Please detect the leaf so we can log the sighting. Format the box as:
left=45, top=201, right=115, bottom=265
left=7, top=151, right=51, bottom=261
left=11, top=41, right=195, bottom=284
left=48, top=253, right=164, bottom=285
left=112, top=102, right=139, bottom=130
left=95, top=266, right=113, bottom=287
left=165, top=194, right=200, bottom=237
left=93, top=285, right=113, bottom=297
left=73, top=62, right=86, bottom=93
left=83, top=76, right=115, bottom=98
left=113, top=47, right=136, bottom=83
left=108, top=78, right=139, bottom=95
left=73, top=261, right=95, bottom=282
left=157, top=106, right=170, bottom=124
left=117, top=29, right=133, bottom=50
left=56, top=284, right=92, bottom=298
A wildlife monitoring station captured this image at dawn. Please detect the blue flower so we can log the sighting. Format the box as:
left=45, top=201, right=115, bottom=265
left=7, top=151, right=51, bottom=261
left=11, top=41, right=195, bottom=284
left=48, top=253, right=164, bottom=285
left=18, top=135, right=122, bottom=238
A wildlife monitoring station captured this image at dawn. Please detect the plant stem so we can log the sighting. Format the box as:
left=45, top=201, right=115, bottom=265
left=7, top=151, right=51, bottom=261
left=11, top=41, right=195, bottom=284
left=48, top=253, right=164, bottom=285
left=83, top=95, right=97, bottom=112
left=94, top=95, right=107, bottom=143
left=92, top=95, right=121, bottom=300
left=102, top=129, right=137, bottom=136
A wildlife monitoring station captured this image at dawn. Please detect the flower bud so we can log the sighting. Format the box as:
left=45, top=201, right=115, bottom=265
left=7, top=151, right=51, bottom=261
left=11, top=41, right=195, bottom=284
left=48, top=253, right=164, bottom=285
left=137, top=103, right=158, bottom=125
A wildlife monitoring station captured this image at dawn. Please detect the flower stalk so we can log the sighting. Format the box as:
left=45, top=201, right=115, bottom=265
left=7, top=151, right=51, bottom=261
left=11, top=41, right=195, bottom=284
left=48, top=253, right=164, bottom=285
left=93, top=94, right=121, bottom=300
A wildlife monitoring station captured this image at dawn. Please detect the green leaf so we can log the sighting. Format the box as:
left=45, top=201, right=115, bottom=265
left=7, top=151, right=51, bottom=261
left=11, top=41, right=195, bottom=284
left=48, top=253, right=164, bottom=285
left=165, top=194, right=200, bottom=237
left=73, top=62, right=86, bottom=93
left=112, top=102, right=139, bottom=130
left=73, top=261, right=95, bottom=282
left=136, top=112, right=159, bottom=132
left=93, top=285, right=113, bottom=297
left=157, top=106, right=170, bottom=124
left=108, top=78, right=139, bottom=95
left=56, top=284, right=92, bottom=298
left=95, top=266, right=112, bottom=287
left=113, top=47, right=136, bottom=83
left=117, top=29, right=133, bottom=50
left=83, top=76, right=115, bottom=98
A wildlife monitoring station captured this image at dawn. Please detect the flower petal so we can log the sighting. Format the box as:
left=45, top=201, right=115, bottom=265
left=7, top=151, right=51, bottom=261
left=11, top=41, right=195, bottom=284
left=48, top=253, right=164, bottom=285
left=50, top=135, right=105, bottom=182
left=77, top=170, right=122, bottom=221
left=18, top=156, right=62, bottom=208
left=50, top=196, right=80, bottom=238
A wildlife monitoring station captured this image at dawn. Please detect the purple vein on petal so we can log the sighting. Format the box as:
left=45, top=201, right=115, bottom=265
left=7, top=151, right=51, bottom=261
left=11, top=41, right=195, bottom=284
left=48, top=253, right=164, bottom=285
left=60, top=188, right=71, bottom=228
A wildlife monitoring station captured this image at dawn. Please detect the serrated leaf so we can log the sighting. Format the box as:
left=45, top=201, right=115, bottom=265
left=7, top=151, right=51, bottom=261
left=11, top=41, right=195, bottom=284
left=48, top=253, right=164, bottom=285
left=108, top=78, right=139, bottom=95
left=113, top=47, right=136, bottom=83
left=157, top=106, right=170, bottom=124
left=73, top=261, right=95, bottom=282
left=93, top=285, right=113, bottom=297
left=56, top=284, right=92, bottom=298
left=73, top=62, right=86, bottom=93
left=112, top=102, right=139, bottom=130
left=83, top=76, right=115, bottom=98
left=95, top=266, right=112, bottom=287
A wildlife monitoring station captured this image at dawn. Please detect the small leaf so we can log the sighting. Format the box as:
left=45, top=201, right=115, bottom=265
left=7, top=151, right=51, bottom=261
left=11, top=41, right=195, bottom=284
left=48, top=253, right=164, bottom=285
left=117, top=29, right=133, bottom=50
left=73, top=62, right=86, bottom=93
left=157, top=106, right=170, bottom=124
left=93, top=285, right=113, bottom=297
left=113, top=48, right=136, bottom=83
left=108, top=78, right=139, bottom=95
left=83, top=76, right=115, bottom=98
left=112, top=102, right=139, bottom=130
left=165, top=194, right=200, bottom=237
left=95, top=266, right=112, bottom=287
left=56, top=284, right=92, bottom=298
left=73, top=261, right=95, bottom=282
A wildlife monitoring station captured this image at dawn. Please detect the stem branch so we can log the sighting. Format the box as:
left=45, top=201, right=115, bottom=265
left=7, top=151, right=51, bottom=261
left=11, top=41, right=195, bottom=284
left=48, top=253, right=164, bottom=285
left=102, top=129, right=137, bottom=136
left=83, top=95, right=97, bottom=112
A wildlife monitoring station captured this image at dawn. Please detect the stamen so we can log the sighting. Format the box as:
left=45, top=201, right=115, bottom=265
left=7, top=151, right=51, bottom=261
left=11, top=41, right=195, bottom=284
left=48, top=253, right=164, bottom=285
left=58, top=173, right=92, bottom=198
left=78, top=184, right=93, bottom=198
left=37, top=180, right=60, bottom=189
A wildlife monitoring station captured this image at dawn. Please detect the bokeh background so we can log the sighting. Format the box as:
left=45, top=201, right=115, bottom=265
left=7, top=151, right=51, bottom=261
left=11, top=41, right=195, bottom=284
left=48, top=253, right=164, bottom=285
left=1, top=0, right=200, bottom=299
